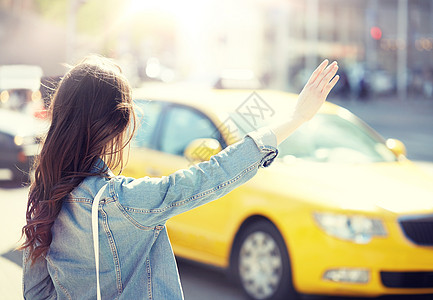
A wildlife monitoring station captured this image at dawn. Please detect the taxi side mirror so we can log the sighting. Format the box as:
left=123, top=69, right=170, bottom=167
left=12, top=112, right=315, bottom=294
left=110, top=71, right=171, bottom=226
left=184, top=138, right=222, bottom=163
left=386, top=138, right=407, bottom=157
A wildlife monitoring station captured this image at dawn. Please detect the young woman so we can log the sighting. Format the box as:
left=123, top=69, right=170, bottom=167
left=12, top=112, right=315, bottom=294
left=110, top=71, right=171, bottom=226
left=21, top=55, right=338, bottom=299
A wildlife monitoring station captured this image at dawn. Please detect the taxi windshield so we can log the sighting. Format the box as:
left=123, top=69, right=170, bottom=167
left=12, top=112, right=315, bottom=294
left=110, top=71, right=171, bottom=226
left=230, top=113, right=397, bottom=164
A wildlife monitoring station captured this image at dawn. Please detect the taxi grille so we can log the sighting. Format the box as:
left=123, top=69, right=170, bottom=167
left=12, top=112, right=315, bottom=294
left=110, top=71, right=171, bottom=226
left=400, top=216, right=433, bottom=246
left=381, top=271, right=433, bottom=288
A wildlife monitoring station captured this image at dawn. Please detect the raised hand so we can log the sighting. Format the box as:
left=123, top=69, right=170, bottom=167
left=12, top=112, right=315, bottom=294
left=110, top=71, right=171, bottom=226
left=270, top=59, right=339, bottom=145
left=293, top=60, right=339, bottom=122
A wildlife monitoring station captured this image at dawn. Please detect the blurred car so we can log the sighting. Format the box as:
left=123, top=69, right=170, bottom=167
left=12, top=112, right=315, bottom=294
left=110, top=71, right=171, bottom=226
left=123, top=86, right=433, bottom=300
left=0, top=109, right=47, bottom=182
left=366, top=69, right=396, bottom=96
left=213, top=69, right=263, bottom=90
left=0, top=64, right=47, bottom=119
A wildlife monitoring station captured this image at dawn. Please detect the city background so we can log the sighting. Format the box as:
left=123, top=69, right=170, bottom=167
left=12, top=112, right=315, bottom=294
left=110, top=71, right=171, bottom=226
left=1, top=0, right=433, bottom=299
left=1, top=0, right=433, bottom=100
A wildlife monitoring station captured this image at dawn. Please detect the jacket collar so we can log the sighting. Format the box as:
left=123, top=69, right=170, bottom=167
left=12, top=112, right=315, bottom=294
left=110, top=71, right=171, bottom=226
left=90, top=157, right=114, bottom=177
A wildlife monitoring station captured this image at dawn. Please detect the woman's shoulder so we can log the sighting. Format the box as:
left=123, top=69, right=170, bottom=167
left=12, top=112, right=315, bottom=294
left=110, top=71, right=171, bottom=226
left=67, top=174, right=157, bottom=202
left=67, top=175, right=113, bottom=203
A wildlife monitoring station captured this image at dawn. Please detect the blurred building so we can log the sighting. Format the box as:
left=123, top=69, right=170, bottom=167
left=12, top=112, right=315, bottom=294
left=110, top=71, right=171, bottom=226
left=177, top=0, right=433, bottom=98
left=0, top=0, right=69, bottom=76
left=273, top=0, right=433, bottom=97
left=1, top=0, right=433, bottom=99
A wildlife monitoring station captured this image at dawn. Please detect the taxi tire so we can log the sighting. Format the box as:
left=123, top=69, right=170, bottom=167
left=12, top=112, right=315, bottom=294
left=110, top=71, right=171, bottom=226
left=231, top=220, right=299, bottom=300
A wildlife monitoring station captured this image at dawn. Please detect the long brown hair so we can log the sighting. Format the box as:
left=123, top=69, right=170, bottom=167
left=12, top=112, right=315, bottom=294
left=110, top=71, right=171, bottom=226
left=20, top=55, right=136, bottom=263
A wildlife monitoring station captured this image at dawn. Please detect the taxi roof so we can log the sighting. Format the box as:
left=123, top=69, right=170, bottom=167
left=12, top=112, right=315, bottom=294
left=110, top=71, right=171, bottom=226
left=133, top=83, right=343, bottom=116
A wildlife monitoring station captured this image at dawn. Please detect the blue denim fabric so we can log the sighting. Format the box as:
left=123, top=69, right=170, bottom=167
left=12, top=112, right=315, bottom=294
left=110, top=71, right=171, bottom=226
left=23, top=128, right=278, bottom=300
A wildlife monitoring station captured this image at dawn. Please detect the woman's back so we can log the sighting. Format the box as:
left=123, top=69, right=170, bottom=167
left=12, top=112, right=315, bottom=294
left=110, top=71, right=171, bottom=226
left=47, top=174, right=182, bottom=299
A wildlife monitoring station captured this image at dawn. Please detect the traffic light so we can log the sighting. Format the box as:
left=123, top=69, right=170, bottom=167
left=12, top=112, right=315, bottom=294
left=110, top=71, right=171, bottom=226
left=370, top=26, right=382, bottom=40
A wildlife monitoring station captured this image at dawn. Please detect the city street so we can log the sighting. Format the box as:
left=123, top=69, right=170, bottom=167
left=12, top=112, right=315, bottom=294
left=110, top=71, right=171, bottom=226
left=1, top=98, right=433, bottom=299
left=2, top=0, right=433, bottom=298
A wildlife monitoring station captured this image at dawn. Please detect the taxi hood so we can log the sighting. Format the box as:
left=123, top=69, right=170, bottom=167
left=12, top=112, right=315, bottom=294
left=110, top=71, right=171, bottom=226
left=267, top=159, right=433, bottom=215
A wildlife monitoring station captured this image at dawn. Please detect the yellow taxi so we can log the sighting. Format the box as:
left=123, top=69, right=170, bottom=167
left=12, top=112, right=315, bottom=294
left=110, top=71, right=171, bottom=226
left=123, top=85, right=433, bottom=300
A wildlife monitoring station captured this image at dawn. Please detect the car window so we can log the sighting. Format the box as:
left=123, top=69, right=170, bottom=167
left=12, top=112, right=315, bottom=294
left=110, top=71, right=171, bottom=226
left=132, top=100, right=163, bottom=148
left=159, top=105, right=219, bottom=156
left=278, top=114, right=397, bottom=163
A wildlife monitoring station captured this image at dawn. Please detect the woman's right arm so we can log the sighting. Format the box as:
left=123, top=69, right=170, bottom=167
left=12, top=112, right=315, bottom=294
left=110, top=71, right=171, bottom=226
left=113, top=127, right=278, bottom=227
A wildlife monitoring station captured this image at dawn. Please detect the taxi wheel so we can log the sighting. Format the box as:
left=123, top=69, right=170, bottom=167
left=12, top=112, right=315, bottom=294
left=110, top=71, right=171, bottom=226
left=231, top=220, right=299, bottom=300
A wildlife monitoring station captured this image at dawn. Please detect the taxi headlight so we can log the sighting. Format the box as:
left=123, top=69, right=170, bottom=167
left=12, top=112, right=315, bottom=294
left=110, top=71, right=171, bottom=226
left=314, top=212, right=387, bottom=244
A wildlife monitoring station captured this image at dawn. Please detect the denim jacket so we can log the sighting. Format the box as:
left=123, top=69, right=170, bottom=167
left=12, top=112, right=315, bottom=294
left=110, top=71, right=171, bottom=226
left=23, top=127, right=278, bottom=300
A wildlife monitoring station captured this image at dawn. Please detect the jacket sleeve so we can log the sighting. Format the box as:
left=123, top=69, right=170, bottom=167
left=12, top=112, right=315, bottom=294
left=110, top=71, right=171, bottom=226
left=23, top=248, right=56, bottom=299
left=112, top=127, right=278, bottom=227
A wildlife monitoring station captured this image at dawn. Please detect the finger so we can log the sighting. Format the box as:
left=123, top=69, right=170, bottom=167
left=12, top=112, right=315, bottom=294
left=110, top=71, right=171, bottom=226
left=314, top=61, right=337, bottom=89
left=307, top=59, right=329, bottom=85
left=318, top=63, right=338, bottom=90
left=323, top=75, right=340, bottom=97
